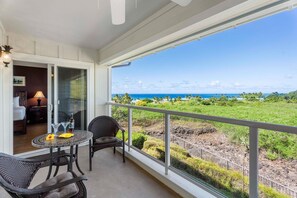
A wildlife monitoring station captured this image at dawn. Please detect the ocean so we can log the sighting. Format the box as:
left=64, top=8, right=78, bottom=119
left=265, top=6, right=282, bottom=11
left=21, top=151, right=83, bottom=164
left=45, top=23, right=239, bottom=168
left=112, top=93, right=243, bottom=100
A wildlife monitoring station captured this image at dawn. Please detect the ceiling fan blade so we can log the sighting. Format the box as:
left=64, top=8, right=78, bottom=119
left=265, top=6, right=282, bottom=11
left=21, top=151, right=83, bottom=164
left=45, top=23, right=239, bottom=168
left=110, top=0, right=126, bottom=25
left=171, top=0, right=192, bottom=7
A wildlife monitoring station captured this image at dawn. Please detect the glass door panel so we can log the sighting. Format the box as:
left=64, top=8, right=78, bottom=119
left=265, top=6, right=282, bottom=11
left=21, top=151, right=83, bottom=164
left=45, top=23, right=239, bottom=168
left=57, top=67, right=88, bottom=130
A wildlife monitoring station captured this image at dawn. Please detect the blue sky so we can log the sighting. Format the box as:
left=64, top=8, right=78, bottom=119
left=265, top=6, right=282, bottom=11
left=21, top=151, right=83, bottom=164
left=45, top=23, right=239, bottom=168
left=112, top=9, right=297, bottom=94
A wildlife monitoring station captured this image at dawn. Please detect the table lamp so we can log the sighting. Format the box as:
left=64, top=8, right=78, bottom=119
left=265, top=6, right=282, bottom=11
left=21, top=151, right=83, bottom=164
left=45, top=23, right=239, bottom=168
left=34, top=91, right=45, bottom=106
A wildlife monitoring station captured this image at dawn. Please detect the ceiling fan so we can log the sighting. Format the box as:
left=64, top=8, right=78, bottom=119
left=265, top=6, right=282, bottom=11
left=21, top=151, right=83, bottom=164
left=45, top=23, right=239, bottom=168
left=110, top=0, right=192, bottom=25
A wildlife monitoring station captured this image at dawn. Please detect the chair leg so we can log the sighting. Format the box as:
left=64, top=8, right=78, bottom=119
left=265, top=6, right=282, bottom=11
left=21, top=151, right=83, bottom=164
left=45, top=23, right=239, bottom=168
left=89, top=140, right=92, bottom=171
left=113, top=147, right=116, bottom=154
left=53, top=148, right=61, bottom=177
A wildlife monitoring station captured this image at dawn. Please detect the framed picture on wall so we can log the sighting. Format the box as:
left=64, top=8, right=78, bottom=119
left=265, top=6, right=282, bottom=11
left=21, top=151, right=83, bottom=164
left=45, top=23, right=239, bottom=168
left=13, top=76, right=26, bottom=86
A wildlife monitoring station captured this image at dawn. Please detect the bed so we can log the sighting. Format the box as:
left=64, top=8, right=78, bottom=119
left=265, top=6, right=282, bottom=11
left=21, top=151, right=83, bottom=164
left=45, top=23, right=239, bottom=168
left=13, top=91, right=27, bottom=134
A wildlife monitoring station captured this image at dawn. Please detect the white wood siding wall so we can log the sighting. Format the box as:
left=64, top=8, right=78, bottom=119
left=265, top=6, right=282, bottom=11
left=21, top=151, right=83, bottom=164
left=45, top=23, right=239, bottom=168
left=95, top=66, right=110, bottom=117
left=0, top=22, right=4, bottom=151
left=0, top=29, right=101, bottom=154
left=0, top=22, right=13, bottom=154
left=8, top=32, right=96, bottom=63
left=0, top=22, right=4, bottom=152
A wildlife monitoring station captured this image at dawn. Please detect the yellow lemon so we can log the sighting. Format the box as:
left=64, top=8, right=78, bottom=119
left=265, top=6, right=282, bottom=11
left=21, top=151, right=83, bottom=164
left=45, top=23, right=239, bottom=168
left=46, top=134, right=55, bottom=141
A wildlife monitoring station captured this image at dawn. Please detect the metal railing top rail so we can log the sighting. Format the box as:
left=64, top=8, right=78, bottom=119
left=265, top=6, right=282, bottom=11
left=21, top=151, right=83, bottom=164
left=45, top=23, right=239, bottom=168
left=107, top=102, right=297, bottom=135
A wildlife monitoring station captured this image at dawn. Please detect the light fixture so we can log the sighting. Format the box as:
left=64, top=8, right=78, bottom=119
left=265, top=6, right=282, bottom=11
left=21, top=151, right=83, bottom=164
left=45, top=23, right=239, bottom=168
left=0, top=36, right=13, bottom=67
left=0, top=45, right=13, bottom=67
left=34, top=91, right=45, bottom=106
left=110, top=0, right=125, bottom=25
left=171, top=0, right=192, bottom=7
left=108, top=0, right=191, bottom=25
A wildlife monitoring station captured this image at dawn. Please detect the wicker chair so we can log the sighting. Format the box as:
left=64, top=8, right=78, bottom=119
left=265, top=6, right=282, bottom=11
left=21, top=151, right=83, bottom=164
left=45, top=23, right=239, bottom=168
left=0, top=152, right=87, bottom=198
left=88, top=116, right=125, bottom=171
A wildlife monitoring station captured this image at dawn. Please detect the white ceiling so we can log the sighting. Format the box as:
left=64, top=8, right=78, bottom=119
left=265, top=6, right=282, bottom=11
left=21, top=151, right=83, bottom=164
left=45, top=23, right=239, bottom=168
left=0, top=0, right=171, bottom=49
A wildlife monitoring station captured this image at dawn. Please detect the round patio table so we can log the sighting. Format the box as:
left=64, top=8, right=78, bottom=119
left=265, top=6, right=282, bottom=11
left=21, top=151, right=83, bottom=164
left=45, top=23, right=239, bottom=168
left=32, top=130, right=93, bottom=179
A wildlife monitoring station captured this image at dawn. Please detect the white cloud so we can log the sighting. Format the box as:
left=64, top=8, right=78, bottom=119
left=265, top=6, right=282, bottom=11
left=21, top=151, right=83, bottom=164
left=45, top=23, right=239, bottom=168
left=209, top=80, right=221, bottom=87
left=233, top=82, right=242, bottom=87
left=285, top=74, right=293, bottom=79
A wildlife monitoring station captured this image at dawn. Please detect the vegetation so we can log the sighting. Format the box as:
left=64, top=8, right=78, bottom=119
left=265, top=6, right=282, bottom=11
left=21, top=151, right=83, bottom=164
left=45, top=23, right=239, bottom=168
left=240, top=92, right=263, bottom=101
left=112, top=92, right=297, bottom=159
left=119, top=132, right=290, bottom=198
left=112, top=93, right=133, bottom=104
left=112, top=92, right=297, bottom=197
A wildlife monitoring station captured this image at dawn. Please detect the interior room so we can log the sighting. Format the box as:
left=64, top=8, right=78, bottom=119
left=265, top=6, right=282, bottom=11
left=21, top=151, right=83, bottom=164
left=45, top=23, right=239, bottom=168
left=13, top=62, right=48, bottom=154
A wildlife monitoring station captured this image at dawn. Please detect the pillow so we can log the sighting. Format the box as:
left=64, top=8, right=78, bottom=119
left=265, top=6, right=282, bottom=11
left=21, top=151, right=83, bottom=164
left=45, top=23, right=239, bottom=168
left=33, top=172, right=79, bottom=198
left=96, top=137, right=118, bottom=144
left=13, top=96, right=20, bottom=107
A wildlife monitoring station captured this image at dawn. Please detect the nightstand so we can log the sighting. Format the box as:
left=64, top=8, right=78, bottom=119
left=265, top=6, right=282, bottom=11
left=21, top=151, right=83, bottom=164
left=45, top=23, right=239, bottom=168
left=28, top=106, right=47, bottom=123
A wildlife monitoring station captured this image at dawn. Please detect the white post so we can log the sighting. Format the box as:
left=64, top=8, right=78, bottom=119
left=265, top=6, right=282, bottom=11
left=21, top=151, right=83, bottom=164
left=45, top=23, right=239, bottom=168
left=53, top=64, right=58, bottom=124
left=128, top=108, right=132, bottom=151
left=249, top=127, right=258, bottom=198
left=107, top=67, right=112, bottom=116
left=165, top=113, right=171, bottom=175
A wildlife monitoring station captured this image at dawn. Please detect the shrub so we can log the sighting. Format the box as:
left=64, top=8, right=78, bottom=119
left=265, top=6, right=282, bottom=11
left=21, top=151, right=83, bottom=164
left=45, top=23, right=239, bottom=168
left=116, top=131, right=147, bottom=150
left=201, top=100, right=211, bottom=105
left=264, top=92, right=284, bottom=102
left=266, top=150, right=278, bottom=161
left=132, top=133, right=147, bottom=149
left=260, top=184, right=290, bottom=198
left=218, top=95, right=228, bottom=102
left=217, top=101, right=227, bottom=106
left=141, top=98, right=153, bottom=103
left=259, top=131, right=297, bottom=159
left=112, top=106, right=128, bottom=122
left=135, top=100, right=148, bottom=106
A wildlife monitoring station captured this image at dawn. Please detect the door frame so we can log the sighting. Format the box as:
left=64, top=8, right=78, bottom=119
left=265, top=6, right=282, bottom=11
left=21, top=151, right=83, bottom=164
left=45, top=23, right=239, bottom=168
left=8, top=53, right=95, bottom=156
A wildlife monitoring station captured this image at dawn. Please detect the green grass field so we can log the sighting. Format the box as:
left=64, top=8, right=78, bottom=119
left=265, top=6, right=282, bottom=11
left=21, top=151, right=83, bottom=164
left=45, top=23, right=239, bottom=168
left=145, top=100, right=297, bottom=159
left=146, top=101, right=297, bottom=126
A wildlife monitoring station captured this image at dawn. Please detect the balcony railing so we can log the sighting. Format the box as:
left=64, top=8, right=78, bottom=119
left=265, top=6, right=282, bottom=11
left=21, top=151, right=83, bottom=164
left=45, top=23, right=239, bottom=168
left=107, top=102, right=297, bottom=198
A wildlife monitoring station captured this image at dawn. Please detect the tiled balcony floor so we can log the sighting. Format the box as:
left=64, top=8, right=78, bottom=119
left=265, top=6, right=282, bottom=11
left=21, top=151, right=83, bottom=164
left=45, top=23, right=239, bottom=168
left=1, top=146, right=181, bottom=198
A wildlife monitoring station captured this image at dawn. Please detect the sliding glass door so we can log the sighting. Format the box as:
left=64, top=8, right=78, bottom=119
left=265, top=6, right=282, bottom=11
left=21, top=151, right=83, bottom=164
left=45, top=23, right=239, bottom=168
left=50, top=66, right=88, bottom=132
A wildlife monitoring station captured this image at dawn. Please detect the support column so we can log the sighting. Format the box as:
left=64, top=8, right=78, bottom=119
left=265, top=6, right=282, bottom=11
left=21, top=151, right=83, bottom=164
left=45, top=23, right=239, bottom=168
left=128, top=108, right=132, bottom=151
left=249, top=127, right=258, bottom=198
left=165, top=113, right=170, bottom=175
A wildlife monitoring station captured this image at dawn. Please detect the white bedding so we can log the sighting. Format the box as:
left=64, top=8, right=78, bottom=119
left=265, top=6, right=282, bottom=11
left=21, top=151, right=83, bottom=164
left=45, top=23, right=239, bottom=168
left=13, top=106, right=26, bottom=121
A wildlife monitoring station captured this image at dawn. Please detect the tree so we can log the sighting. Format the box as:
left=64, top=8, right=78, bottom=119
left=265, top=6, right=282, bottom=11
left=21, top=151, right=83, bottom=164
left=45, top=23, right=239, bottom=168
left=112, top=94, right=121, bottom=103
left=165, top=95, right=170, bottom=101
left=186, top=95, right=192, bottom=100
left=122, top=93, right=132, bottom=104
left=153, top=97, right=160, bottom=103
left=112, top=93, right=133, bottom=104
left=240, top=92, right=263, bottom=101
left=265, top=92, right=283, bottom=102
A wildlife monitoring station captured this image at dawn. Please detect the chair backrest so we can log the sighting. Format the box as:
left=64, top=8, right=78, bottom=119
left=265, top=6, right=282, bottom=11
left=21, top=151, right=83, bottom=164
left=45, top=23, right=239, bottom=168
left=74, top=110, right=87, bottom=130
left=88, top=116, right=120, bottom=140
left=0, top=153, right=42, bottom=189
